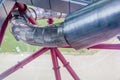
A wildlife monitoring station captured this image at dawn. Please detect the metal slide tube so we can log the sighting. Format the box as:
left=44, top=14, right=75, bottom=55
left=64, top=0, right=120, bottom=49
left=11, top=17, right=68, bottom=47
left=11, top=0, right=120, bottom=50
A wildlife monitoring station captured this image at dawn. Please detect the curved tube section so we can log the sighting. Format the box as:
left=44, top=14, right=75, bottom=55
left=11, top=0, right=120, bottom=50
left=11, top=16, right=68, bottom=47
left=28, top=7, right=67, bottom=19
left=64, top=0, right=120, bottom=49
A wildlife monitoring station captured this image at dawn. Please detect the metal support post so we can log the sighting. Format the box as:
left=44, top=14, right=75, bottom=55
left=50, top=48, right=61, bottom=80
left=0, top=3, right=80, bottom=80
left=0, top=48, right=49, bottom=80
left=54, top=48, right=80, bottom=80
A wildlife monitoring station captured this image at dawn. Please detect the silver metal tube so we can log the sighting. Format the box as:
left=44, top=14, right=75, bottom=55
left=64, top=0, right=120, bottom=49
left=28, top=7, right=67, bottom=19
left=11, top=16, right=68, bottom=47
left=11, top=0, right=120, bottom=50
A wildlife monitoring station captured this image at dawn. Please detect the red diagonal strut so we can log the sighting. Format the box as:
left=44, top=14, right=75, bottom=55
left=0, top=48, right=49, bottom=80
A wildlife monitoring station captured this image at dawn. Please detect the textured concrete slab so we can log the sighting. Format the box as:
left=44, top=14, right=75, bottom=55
left=0, top=50, right=120, bottom=80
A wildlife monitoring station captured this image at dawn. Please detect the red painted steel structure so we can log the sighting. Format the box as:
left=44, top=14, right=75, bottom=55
left=0, top=4, right=16, bottom=46
left=0, top=3, right=80, bottom=80
left=1, top=2, right=120, bottom=80
left=50, top=48, right=62, bottom=80
left=0, top=47, right=49, bottom=80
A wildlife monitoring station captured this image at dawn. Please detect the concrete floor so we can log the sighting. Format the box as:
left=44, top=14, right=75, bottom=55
left=0, top=50, right=120, bottom=80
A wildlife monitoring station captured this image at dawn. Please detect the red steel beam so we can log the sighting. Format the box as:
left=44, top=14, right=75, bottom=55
left=50, top=48, right=61, bottom=80
left=55, top=48, right=80, bottom=80
left=0, top=47, right=49, bottom=80
left=0, top=4, right=17, bottom=46
left=16, top=3, right=37, bottom=24
left=89, top=44, right=120, bottom=50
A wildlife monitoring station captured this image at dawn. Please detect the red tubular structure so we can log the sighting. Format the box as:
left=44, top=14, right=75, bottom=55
left=0, top=48, right=49, bottom=80
left=1, top=2, right=120, bottom=80
left=89, top=44, right=120, bottom=50
left=50, top=48, right=61, bottom=80
left=0, top=2, right=37, bottom=46
left=50, top=48, right=80, bottom=80
left=16, top=3, right=37, bottom=24
left=0, top=3, right=80, bottom=80
left=54, top=48, right=80, bottom=80
left=0, top=15, right=11, bottom=46
left=0, top=4, right=17, bottom=46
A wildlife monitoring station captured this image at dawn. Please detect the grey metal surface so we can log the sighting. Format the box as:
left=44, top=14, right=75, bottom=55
left=0, top=0, right=5, bottom=6
left=28, top=7, right=67, bottom=19
left=0, top=0, right=15, bottom=32
left=4, top=0, right=15, bottom=14
left=0, top=4, right=7, bottom=31
left=63, top=0, right=92, bottom=6
left=31, top=0, right=50, bottom=9
left=15, top=0, right=32, bottom=5
left=16, top=0, right=83, bottom=13
left=11, top=0, right=120, bottom=50
left=11, top=16, right=68, bottom=47
left=0, top=0, right=97, bottom=32
left=16, top=0, right=100, bottom=13
left=64, top=0, right=120, bottom=49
